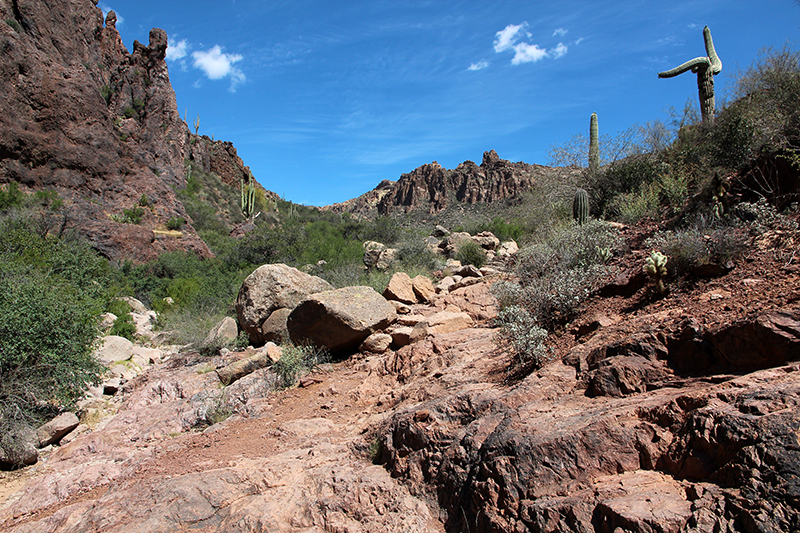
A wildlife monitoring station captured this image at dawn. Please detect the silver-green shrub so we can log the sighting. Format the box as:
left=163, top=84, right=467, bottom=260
left=493, top=305, right=550, bottom=367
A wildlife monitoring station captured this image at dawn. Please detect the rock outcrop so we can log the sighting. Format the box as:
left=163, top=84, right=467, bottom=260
left=323, top=150, right=581, bottom=217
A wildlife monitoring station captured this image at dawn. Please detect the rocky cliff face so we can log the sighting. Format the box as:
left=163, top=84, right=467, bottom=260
left=0, top=0, right=253, bottom=261
left=324, top=150, right=579, bottom=218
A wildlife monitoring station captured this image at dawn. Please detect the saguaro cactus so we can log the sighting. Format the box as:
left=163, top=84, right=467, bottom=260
left=194, top=114, right=200, bottom=135
left=240, top=177, right=257, bottom=221
left=588, top=113, right=599, bottom=175
left=658, top=26, right=722, bottom=124
left=573, top=188, right=589, bottom=225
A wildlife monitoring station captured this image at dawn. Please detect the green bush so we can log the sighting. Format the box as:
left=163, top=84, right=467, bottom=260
left=0, top=219, right=111, bottom=462
left=0, top=182, right=25, bottom=210
left=166, top=217, right=186, bottom=230
left=272, top=344, right=329, bottom=388
left=107, top=299, right=135, bottom=340
left=455, top=240, right=487, bottom=268
left=109, top=313, right=136, bottom=340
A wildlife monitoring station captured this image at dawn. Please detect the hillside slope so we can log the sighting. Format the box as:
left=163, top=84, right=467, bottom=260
left=0, top=0, right=258, bottom=261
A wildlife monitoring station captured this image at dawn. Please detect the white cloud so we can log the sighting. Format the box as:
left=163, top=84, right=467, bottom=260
left=551, top=42, right=568, bottom=59
left=494, top=23, right=526, bottom=53
left=192, top=45, right=246, bottom=91
left=166, top=39, right=189, bottom=61
left=468, top=59, right=489, bottom=71
left=511, top=42, right=548, bottom=64
left=494, top=23, right=572, bottom=65
left=192, top=46, right=242, bottom=79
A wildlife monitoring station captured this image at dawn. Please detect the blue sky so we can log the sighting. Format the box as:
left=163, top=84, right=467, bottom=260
left=104, top=1, right=799, bottom=206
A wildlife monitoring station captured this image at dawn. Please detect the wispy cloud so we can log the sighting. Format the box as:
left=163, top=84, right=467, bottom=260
left=191, top=45, right=246, bottom=92
left=468, top=59, right=489, bottom=71
left=493, top=23, right=571, bottom=65
left=551, top=43, right=568, bottom=59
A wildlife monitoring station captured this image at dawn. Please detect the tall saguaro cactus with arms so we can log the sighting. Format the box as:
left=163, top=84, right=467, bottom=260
left=658, top=26, right=722, bottom=124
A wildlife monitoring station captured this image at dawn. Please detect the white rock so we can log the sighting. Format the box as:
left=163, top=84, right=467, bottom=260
left=96, top=335, right=134, bottom=365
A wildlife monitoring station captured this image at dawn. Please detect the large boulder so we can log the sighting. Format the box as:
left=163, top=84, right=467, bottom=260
left=236, top=264, right=333, bottom=346
left=202, top=316, right=239, bottom=347
left=95, top=335, right=134, bottom=365
left=383, top=272, right=417, bottom=304
left=287, top=286, right=397, bottom=354
left=0, top=424, right=38, bottom=467
left=37, top=412, right=80, bottom=448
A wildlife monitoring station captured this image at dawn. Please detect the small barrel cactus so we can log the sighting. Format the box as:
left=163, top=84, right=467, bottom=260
left=573, top=188, right=590, bottom=225
left=644, top=250, right=669, bottom=295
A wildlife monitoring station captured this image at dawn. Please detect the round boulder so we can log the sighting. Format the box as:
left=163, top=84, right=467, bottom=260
left=236, top=263, right=333, bottom=346
left=287, top=286, right=397, bottom=355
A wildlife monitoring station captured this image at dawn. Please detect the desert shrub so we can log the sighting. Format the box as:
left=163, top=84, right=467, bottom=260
left=156, top=305, right=229, bottom=348
left=107, top=299, right=136, bottom=340
left=0, top=223, right=109, bottom=462
left=734, top=198, right=799, bottom=235
left=166, top=217, right=185, bottom=230
left=0, top=182, right=25, bottom=210
left=396, top=237, right=441, bottom=271
left=644, top=229, right=709, bottom=277
left=204, top=395, right=233, bottom=426
left=361, top=216, right=401, bottom=245
left=606, top=182, right=661, bottom=224
left=455, top=240, right=487, bottom=268
left=539, top=219, right=620, bottom=271
left=272, top=344, right=330, bottom=389
left=518, top=265, right=605, bottom=328
left=493, top=305, right=551, bottom=367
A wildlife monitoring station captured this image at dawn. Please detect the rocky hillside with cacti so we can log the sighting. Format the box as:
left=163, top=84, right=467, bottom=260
left=0, top=0, right=268, bottom=262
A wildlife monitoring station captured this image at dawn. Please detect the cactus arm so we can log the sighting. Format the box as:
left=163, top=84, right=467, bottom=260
left=703, top=26, right=722, bottom=75
left=658, top=56, right=710, bottom=78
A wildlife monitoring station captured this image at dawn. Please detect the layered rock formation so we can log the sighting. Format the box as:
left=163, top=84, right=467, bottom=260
left=324, top=150, right=581, bottom=217
left=0, top=0, right=254, bottom=261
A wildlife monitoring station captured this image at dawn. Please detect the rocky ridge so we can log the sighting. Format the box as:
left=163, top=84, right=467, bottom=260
left=324, top=150, right=581, bottom=218
left=0, top=0, right=259, bottom=262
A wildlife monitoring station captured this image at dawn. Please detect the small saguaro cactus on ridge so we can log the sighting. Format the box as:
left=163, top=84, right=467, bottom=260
left=588, top=112, right=599, bottom=175
left=658, top=26, right=722, bottom=124
left=194, top=113, right=200, bottom=135
left=573, top=188, right=589, bottom=225
left=240, top=175, right=259, bottom=222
